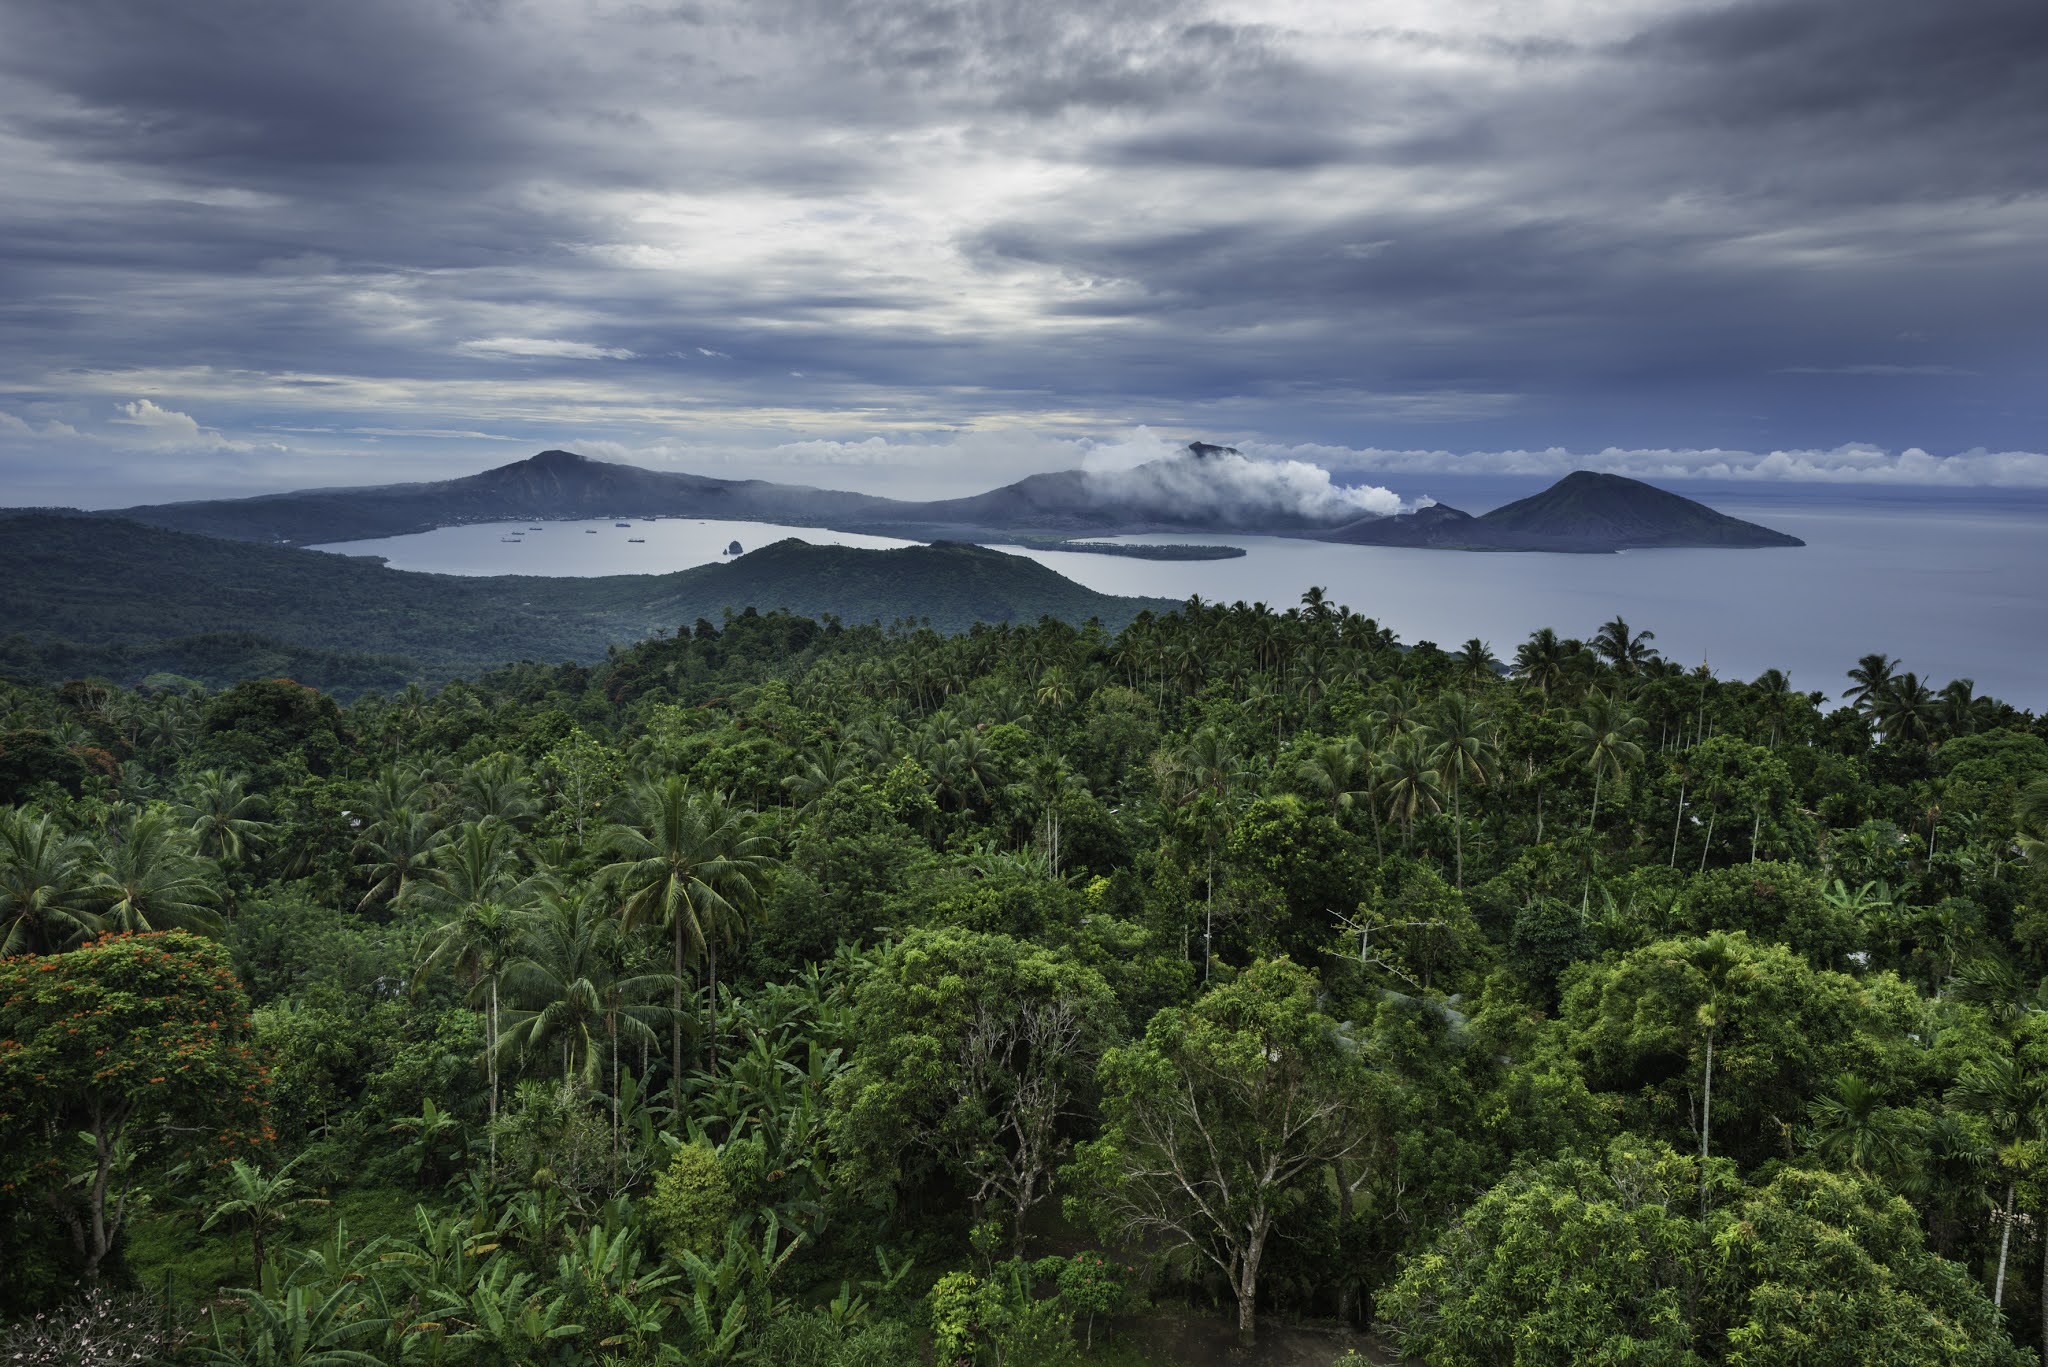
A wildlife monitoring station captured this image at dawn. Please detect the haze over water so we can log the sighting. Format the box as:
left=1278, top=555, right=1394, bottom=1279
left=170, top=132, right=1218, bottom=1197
left=314, top=496, right=2048, bottom=709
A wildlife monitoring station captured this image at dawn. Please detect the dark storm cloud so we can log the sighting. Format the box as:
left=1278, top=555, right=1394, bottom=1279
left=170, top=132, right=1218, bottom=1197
left=0, top=0, right=2044, bottom=506
left=1616, top=0, right=2048, bottom=208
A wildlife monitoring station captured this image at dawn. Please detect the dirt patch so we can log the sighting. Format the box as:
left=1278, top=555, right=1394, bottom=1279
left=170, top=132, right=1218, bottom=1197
left=1110, top=1307, right=1408, bottom=1366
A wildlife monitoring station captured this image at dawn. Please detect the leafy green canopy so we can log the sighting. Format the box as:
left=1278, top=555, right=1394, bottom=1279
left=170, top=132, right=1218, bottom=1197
left=1381, top=1135, right=2030, bottom=1367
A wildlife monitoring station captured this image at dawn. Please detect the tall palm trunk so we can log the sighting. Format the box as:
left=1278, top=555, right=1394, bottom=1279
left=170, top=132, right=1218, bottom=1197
left=672, top=920, right=686, bottom=1114
left=1670, top=782, right=1686, bottom=866
left=488, top=978, right=500, bottom=1166
left=1994, top=1181, right=2015, bottom=1306
left=1451, top=777, right=1464, bottom=889
left=1587, top=769, right=1603, bottom=835
left=609, top=1007, right=621, bottom=1182
left=1699, top=1017, right=1715, bottom=1215
left=1203, top=852, right=1215, bottom=983
left=707, top=939, right=721, bottom=1077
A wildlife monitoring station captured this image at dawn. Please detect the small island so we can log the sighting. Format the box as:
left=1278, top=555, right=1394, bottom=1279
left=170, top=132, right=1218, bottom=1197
left=1040, top=541, right=1246, bottom=561
left=1318, top=470, right=1803, bottom=553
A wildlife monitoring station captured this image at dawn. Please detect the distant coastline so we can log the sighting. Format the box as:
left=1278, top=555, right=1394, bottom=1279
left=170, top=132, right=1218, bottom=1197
left=1039, top=541, right=1245, bottom=561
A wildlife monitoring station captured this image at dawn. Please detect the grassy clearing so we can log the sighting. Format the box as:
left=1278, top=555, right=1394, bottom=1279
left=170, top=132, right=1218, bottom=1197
left=125, top=1182, right=425, bottom=1312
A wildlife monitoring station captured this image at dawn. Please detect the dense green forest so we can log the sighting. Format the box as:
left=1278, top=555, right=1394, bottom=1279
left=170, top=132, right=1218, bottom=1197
left=0, top=513, right=1170, bottom=691
left=4, top=597, right=2047, bottom=1365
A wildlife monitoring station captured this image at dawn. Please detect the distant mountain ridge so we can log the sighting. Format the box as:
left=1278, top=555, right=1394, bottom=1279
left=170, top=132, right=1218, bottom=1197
left=88, top=448, right=1801, bottom=552
left=105, top=449, right=905, bottom=546
left=99, top=444, right=1381, bottom=545
left=1317, top=471, right=1803, bottom=552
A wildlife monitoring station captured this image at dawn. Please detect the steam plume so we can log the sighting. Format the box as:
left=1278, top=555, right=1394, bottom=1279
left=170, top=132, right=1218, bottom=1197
left=1080, top=432, right=1405, bottom=524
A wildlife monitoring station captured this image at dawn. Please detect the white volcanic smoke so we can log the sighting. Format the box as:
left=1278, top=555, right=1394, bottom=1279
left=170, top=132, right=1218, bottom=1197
left=1080, top=430, right=1407, bottom=525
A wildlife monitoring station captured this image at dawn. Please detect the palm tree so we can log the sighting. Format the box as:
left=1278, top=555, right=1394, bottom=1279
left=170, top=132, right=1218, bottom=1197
left=0, top=806, right=101, bottom=955
left=357, top=763, right=435, bottom=833
left=1375, top=732, right=1443, bottom=853
left=459, top=754, right=537, bottom=828
left=2018, top=778, right=2048, bottom=865
left=200, top=1155, right=328, bottom=1289
left=1949, top=1048, right=2048, bottom=1308
left=178, top=769, right=273, bottom=865
left=941, top=733, right=1002, bottom=815
left=1183, top=726, right=1242, bottom=805
left=1175, top=727, right=1244, bottom=976
left=409, top=821, right=536, bottom=1145
left=784, top=741, right=859, bottom=811
left=91, top=808, right=224, bottom=936
left=603, top=778, right=777, bottom=1097
left=1019, top=755, right=1086, bottom=878
left=1939, top=678, right=1991, bottom=737
left=500, top=889, right=672, bottom=1089
left=1844, top=653, right=1898, bottom=716
left=1514, top=628, right=1570, bottom=702
left=1751, top=668, right=1794, bottom=748
left=353, top=809, right=449, bottom=913
left=1034, top=665, right=1075, bottom=712
left=1591, top=616, right=1659, bottom=678
left=1806, top=1073, right=1922, bottom=1186
left=1424, top=693, right=1497, bottom=888
left=1571, top=691, right=1646, bottom=836
left=144, top=691, right=202, bottom=754
left=394, top=681, right=432, bottom=728
left=1873, top=671, right=1940, bottom=747
left=1295, top=737, right=1370, bottom=819
left=1453, top=638, right=1500, bottom=689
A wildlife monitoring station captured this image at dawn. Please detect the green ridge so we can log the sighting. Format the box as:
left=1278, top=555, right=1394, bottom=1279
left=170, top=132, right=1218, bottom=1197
left=0, top=516, right=1172, bottom=692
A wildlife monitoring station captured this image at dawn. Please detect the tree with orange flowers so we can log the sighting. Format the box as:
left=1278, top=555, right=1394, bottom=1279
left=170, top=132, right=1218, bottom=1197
left=0, top=930, right=270, bottom=1280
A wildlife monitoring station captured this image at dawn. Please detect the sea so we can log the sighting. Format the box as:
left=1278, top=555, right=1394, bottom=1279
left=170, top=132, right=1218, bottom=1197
left=309, top=486, right=2048, bottom=709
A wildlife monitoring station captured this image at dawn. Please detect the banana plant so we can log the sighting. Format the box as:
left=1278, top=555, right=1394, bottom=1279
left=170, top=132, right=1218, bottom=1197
left=670, top=1285, right=747, bottom=1365
left=492, top=1184, right=577, bottom=1260
left=387, top=1097, right=470, bottom=1187
left=285, top=1217, right=392, bottom=1293
left=821, top=1247, right=915, bottom=1335
left=454, top=1260, right=584, bottom=1363
left=377, top=1207, right=496, bottom=1304
left=202, top=1281, right=386, bottom=1367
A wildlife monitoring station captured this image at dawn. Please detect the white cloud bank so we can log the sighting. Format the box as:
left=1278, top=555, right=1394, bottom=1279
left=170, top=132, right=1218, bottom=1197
left=110, top=398, right=204, bottom=438
left=1260, top=441, right=2048, bottom=490
left=581, top=430, right=2048, bottom=500
left=458, top=337, right=637, bottom=361
left=12, top=409, right=2048, bottom=513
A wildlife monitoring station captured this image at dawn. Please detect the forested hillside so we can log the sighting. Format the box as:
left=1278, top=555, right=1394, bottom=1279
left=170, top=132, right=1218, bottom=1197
left=0, top=514, right=1170, bottom=691
left=3, top=601, right=2046, bottom=1365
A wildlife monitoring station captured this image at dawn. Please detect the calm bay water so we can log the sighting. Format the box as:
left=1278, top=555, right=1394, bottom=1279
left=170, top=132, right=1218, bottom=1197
left=313, top=501, right=2048, bottom=707
left=310, top=518, right=917, bottom=576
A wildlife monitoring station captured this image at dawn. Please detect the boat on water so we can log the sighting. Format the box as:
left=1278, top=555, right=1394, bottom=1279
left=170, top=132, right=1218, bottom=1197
left=614, top=522, right=631, bottom=528
left=584, top=529, right=598, bottom=534
left=528, top=525, right=543, bottom=530
left=627, top=538, right=645, bottom=543
left=500, top=535, right=523, bottom=543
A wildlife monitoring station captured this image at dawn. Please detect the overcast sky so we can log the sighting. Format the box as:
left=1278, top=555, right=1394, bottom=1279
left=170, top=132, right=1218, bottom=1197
left=2, top=0, right=2045, bottom=506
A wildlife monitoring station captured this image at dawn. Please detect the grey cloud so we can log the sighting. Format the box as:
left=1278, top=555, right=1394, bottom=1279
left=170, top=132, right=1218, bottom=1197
left=0, top=0, right=2042, bottom=490
left=1104, top=122, right=1364, bottom=170
left=1623, top=0, right=2048, bottom=204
